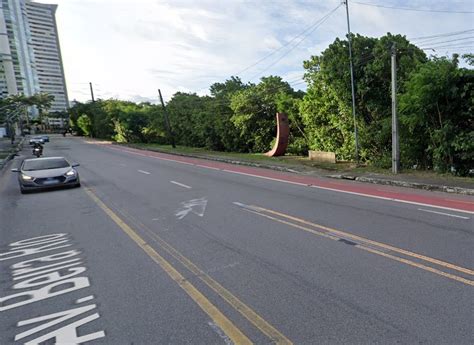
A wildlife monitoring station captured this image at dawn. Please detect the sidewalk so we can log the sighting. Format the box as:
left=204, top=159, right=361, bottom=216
left=120, top=143, right=474, bottom=196
left=0, top=137, right=25, bottom=170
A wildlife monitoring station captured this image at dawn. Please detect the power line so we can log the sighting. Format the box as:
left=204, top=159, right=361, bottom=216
left=422, top=46, right=474, bottom=51
left=248, top=4, right=342, bottom=82
left=409, top=29, right=474, bottom=42
left=235, top=4, right=342, bottom=77
left=352, top=1, right=474, bottom=14
left=285, top=75, right=305, bottom=83
left=419, top=36, right=474, bottom=47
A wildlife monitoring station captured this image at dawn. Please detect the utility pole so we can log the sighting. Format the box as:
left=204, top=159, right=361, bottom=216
left=343, top=0, right=359, bottom=164
left=89, top=82, right=95, bottom=102
left=158, top=89, right=176, bottom=148
left=391, top=43, right=399, bottom=174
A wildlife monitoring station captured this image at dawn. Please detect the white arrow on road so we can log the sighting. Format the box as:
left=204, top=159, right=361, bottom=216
left=175, top=197, right=208, bottom=220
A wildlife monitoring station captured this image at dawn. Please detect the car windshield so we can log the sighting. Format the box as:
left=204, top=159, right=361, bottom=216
left=23, top=158, right=70, bottom=171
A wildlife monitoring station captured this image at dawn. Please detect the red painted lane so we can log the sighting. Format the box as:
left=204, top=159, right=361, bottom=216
left=105, top=145, right=474, bottom=213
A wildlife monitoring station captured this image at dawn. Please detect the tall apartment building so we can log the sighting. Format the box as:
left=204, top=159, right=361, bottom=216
left=0, top=0, right=68, bottom=114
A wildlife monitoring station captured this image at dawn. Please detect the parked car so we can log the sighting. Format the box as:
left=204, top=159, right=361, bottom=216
left=11, top=157, right=80, bottom=194
left=29, top=136, right=45, bottom=145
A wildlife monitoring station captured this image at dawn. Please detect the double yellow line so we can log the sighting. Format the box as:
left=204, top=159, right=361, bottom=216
left=239, top=204, right=474, bottom=287
left=85, top=188, right=292, bottom=344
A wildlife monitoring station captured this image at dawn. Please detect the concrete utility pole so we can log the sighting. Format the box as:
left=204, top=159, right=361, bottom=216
left=89, top=82, right=95, bottom=102
left=343, top=0, right=359, bottom=163
left=391, top=43, right=400, bottom=174
left=158, top=89, right=176, bottom=148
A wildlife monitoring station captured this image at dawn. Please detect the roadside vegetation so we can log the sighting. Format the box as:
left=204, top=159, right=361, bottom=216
left=68, top=34, right=474, bottom=176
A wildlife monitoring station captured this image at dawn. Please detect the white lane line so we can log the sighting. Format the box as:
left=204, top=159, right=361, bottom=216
left=76, top=295, right=95, bottom=304
left=418, top=208, right=470, bottom=219
left=222, top=169, right=309, bottom=187
left=309, top=184, right=474, bottom=215
left=197, top=165, right=220, bottom=171
left=137, top=170, right=151, bottom=175
left=171, top=180, right=192, bottom=189
left=107, top=146, right=474, bottom=215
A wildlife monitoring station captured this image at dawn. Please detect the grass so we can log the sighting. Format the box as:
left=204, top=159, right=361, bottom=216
left=120, top=143, right=473, bottom=185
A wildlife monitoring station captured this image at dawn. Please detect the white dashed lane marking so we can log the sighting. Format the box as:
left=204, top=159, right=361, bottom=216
left=418, top=208, right=470, bottom=220
left=170, top=181, right=192, bottom=189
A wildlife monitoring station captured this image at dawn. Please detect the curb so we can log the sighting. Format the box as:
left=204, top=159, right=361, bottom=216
left=119, top=143, right=474, bottom=196
left=120, top=143, right=305, bottom=174
left=326, top=174, right=474, bottom=196
left=0, top=137, right=25, bottom=171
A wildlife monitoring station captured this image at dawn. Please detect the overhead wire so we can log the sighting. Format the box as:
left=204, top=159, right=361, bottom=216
left=248, top=4, right=342, bottom=82
left=351, top=1, right=474, bottom=14
left=234, top=4, right=342, bottom=77
left=409, top=29, right=474, bottom=43
left=418, top=36, right=474, bottom=48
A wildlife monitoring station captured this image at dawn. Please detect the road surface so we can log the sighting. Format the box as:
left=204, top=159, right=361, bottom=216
left=1, top=135, right=473, bottom=344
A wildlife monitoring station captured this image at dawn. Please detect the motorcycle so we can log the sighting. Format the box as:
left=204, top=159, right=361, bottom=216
left=32, top=144, right=43, bottom=158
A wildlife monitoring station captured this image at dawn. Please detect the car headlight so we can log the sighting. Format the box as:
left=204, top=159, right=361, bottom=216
left=65, top=169, right=76, bottom=176
left=21, top=174, right=33, bottom=180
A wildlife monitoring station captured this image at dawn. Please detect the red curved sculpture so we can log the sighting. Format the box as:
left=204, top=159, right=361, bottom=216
left=265, top=112, right=289, bottom=157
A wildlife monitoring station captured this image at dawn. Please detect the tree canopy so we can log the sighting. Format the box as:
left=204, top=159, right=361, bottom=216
left=67, top=33, right=473, bottom=176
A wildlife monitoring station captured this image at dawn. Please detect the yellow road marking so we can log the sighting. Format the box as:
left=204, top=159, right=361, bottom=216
left=84, top=188, right=252, bottom=345
left=115, top=206, right=293, bottom=345
left=243, top=206, right=473, bottom=286
left=253, top=205, right=474, bottom=277
left=358, top=246, right=474, bottom=286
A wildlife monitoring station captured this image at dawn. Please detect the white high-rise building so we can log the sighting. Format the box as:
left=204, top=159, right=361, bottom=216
left=0, top=0, right=68, bottom=114
left=25, top=1, right=68, bottom=112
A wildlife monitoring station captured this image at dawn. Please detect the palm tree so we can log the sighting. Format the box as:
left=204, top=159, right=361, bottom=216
left=31, top=93, right=55, bottom=129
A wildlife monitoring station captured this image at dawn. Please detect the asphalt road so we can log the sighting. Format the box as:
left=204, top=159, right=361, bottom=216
left=1, top=135, right=473, bottom=344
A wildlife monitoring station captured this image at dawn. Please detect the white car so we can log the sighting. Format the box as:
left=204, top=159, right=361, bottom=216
left=11, top=157, right=81, bottom=194
left=29, top=137, right=45, bottom=145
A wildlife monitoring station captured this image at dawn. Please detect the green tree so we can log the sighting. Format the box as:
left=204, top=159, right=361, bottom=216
left=230, top=76, right=297, bottom=152
left=208, top=76, right=249, bottom=151
left=299, top=76, right=354, bottom=159
left=31, top=93, right=55, bottom=123
left=399, top=55, right=473, bottom=175
left=77, top=114, right=92, bottom=136
left=301, top=33, right=426, bottom=163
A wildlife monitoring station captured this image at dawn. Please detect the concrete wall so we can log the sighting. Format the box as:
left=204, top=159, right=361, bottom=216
left=308, top=150, right=336, bottom=163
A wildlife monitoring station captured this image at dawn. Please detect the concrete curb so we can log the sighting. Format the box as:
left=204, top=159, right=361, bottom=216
left=0, top=137, right=25, bottom=171
left=119, top=143, right=474, bottom=196
left=120, top=143, right=304, bottom=174
left=326, top=174, right=474, bottom=196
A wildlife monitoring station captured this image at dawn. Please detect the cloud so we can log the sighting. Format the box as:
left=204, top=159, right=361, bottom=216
left=36, top=0, right=473, bottom=102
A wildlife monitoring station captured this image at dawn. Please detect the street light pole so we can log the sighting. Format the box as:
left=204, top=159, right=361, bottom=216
left=343, top=0, right=359, bottom=163
left=391, top=43, right=400, bottom=174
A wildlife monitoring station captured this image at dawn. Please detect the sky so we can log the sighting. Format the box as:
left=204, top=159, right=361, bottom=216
left=35, top=0, right=474, bottom=103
